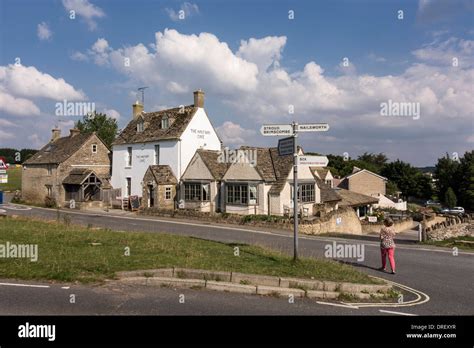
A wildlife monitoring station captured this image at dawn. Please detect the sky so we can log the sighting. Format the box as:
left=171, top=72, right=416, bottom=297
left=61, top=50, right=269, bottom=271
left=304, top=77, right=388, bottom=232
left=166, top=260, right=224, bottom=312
left=0, top=0, right=473, bottom=166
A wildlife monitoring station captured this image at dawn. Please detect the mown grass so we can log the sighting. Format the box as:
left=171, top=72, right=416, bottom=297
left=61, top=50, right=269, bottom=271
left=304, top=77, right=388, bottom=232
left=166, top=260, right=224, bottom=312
left=0, top=166, right=21, bottom=192
left=423, top=235, right=474, bottom=250
left=0, top=216, right=379, bottom=284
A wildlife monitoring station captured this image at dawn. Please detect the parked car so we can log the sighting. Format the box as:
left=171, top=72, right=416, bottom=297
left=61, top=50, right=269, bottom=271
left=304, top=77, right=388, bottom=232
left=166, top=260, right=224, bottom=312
left=440, top=207, right=465, bottom=215
left=425, top=200, right=441, bottom=207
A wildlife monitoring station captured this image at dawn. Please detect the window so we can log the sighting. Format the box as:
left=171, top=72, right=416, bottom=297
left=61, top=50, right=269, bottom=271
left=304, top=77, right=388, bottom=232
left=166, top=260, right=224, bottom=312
left=127, top=147, right=132, bottom=167
left=291, top=183, right=315, bottom=203
left=154, top=145, right=160, bottom=165
left=165, top=186, right=172, bottom=200
left=126, top=178, right=131, bottom=196
left=47, top=165, right=52, bottom=176
left=161, top=117, right=169, bottom=129
left=92, top=144, right=97, bottom=153
left=325, top=179, right=332, bottom=188
left=137, top=120, right=144, bottom=133
left=184, top=183, right=209, bottom=201
left=45, top=185, right=52, bottom=196
left=226, top=183, right=258, bottom=205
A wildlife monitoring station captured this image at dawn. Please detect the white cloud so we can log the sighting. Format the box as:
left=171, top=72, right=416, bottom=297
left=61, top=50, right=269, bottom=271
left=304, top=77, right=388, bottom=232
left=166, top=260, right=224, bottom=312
left=412, top=37, right=474, bottom=67
left=367, top=53, right=386, bottom=63
left=0, top=129, right=14, bottom=141
left=88, top=38, right=111, bottom=65
left=62, top=0, right=105, bottom=31
left=216, top=121, right=256, bottom=145
left=37, top=22, right=52, bottom=41
left=96, top=29, right=259, bottom=94
left=71, top=51, right=89, bottom=62
left=0, top=64, right=86, bottom=101
left=0, top=118, right=19, bottom=127
left=103, top=108, right=120, bottom=120
left=237, top=36, right=287, bottom=72
left=166, top=2, right=199, bottom=21
left=0, top=91, right=41, bottom=116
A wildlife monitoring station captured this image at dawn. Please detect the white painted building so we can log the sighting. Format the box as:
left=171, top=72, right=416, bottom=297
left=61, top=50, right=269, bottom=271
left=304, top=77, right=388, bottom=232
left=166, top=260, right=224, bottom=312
left=111, top=90, right=222, bottom=197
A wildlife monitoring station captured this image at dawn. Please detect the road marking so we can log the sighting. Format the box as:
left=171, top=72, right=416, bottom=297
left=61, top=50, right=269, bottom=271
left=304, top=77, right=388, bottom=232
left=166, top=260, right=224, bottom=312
left=0, top=282, right=50, bottom=288
left=342, top=276, right=430, bottom=308
left=316, top=301, right=359, bottom=309
left=8, top=204, right=474, bottom=255
left=379, top=309, right=417, bottom=316
left=61, top=286, right=70, bottom=289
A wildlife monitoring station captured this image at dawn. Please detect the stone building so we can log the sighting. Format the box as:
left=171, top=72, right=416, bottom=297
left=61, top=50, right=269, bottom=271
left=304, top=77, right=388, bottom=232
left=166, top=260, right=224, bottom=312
left=22, top=128, right=111, bottom=207
left=142, top=165, right=177, bottom=209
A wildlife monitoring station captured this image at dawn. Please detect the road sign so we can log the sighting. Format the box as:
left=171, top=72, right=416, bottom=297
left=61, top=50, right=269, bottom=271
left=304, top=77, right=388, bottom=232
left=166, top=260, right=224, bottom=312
left=0, top=174, right=8, bottom=183
left=0, top=160, right=7, bottom=169
left=298, top=155, right=329, bottom=167
left=297, top=123, right=330, bottom=132
left=278, top=137, right=294, bottom=156
left=0, top=169, right=6, bottom=174
left=260, top=124, right=293, bottom=136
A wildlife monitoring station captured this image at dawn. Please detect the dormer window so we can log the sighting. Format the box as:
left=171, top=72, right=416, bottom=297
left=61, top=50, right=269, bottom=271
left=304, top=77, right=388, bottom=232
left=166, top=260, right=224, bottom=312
left=137, top=120, right=144, bottom=133
left=161, top=117, right=169, bottom=129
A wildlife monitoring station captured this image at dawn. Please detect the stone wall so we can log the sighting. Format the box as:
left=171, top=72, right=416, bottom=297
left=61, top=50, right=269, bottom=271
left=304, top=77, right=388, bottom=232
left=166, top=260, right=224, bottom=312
left=361, top=217, right=415, bottom=234
left=300, top=206, right=362, bottom=235
left=425, top=215, right=473, bottom=241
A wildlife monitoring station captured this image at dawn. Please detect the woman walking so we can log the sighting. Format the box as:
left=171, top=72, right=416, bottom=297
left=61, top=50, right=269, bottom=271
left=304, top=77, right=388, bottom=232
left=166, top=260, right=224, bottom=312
left=379, top=218, right=396, bottom=274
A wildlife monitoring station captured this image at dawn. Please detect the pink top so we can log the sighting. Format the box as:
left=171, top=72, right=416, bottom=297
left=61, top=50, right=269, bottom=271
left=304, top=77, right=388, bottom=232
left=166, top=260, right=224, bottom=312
left=380, top=226, right=396, bottom=249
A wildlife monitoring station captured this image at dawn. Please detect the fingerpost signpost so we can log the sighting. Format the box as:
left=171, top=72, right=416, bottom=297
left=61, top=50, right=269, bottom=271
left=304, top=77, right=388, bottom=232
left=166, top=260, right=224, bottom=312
left=260, top=122, right=329, bottom=260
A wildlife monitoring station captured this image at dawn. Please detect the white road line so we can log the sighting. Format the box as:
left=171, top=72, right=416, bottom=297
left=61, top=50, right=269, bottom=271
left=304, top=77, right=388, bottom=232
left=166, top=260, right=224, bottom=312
left=316, top=301, right=359, bottom=309
left=0, top=282, right=50, bottom=288
left=61, top=286, right=70, bottom=289
left=10, top=204, right=474, bottom=255
left=379, top=309, right=417, bottom=316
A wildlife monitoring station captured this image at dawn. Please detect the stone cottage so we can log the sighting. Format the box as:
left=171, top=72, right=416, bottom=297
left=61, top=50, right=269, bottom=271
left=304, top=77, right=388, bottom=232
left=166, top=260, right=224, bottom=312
left=22, top=128, right=110, bottom=207
left=142, top=165, right=177, bottom=209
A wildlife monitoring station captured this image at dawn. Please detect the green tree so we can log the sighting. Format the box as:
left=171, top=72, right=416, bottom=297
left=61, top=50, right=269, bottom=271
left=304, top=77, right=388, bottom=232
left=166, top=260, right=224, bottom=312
left=381, top=160, right=430, bottom=201
left=456, top=151, right=474, bottom=211
left=434, top=154, right=459, bottom=204
left=356, top=152, right=388, bottom=173
left=75, top=111, right=118, bottom=149
left=445, top=187, right=457, bottom=209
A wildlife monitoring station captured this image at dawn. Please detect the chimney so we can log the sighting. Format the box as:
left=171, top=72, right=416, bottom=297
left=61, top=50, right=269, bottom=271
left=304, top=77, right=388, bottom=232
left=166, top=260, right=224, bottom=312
left=193, top=89, right=205, bottom=108
left=69, top=128, right=80, bottom=137
left=132, top=100, right=144, bottom=119
left=51, top=127, right=61, bottom=142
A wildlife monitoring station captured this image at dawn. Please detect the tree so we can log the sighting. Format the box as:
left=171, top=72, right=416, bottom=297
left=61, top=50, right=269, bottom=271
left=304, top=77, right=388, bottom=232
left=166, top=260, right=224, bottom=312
left=381, top=160, right=430, bottom=201
left=434, top=154, right=459, bottom=204
left=75, top=112, right=118, bottom=149
left=357, top=152, right=388, bottom=173
left=456, top=151, right=474, bottom=211
left=445, top=187, right=457, bottom=209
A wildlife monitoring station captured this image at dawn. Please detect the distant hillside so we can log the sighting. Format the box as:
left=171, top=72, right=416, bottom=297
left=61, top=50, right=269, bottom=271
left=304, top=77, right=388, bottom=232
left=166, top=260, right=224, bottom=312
left=417, top=166, right=436, bottom=173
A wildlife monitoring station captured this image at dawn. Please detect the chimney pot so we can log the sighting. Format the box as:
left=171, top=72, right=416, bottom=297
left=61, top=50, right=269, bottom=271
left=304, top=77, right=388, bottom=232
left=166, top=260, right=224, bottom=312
left=133, top=100, right=144, bottom=119
left=69, top=128, right=80, bottom=137
left=51, top=128, right=61, bottom=142
left=193, top=89, right=205, bottom=108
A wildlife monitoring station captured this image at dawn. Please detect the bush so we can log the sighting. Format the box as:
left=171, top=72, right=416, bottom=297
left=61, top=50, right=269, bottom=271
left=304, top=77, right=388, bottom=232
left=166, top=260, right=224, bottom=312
left=44, top=196, right=57, bottom=208
left=10, top=190, right=23, bottom=204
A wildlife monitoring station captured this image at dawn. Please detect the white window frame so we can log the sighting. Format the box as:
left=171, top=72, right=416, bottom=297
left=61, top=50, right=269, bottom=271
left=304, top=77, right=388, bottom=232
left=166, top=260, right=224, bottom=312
left=92, top=144, right=97, bottom=153
left=154, top=145, right=160, bottom=165
left=126, top=147, right=132, bottom=167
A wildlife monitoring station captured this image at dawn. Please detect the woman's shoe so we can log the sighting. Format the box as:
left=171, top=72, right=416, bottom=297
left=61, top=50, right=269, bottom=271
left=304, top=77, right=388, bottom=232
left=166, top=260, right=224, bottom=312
left=391, top=271, right=396, bottom=274
left=378, top=267, right=386, bottom=272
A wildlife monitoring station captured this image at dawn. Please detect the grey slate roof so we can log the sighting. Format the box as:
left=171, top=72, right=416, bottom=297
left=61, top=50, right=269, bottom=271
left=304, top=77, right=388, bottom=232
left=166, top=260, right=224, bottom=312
left=147, top=165, right=177, bottom=184
left=24, top=133, right=94, bottom=165
left=196, top=149, right=229, bottom=180
left=239, top=146, right=277, bottom=182
left=335, top=188, right=379, bottom=207
left=63, top=168, right=98, bottom=185
left=314, top=178, right=342, bottom=203
left=268, top=147, right=294, bottom=194
left=112, top=105, right=197, bottom=145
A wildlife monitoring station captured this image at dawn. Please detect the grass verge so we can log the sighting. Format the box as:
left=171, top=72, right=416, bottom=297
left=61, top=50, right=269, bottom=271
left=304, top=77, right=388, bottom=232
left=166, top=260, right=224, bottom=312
left=0, top=166, right=21, bottom=192
left=422, top=235, right=474, bottom=251
left=0, top=216, right=380, bottom=284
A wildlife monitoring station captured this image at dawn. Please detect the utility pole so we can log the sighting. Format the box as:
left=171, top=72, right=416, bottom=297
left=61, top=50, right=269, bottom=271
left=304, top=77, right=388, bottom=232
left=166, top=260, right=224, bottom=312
left=293, top=121, right=299, bottom=261
left=260, top=122, right=330, bottom=261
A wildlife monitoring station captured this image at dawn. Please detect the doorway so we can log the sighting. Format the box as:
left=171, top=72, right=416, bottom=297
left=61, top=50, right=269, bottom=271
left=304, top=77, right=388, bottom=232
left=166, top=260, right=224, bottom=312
left=148, top=185, right=155, bottom=207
